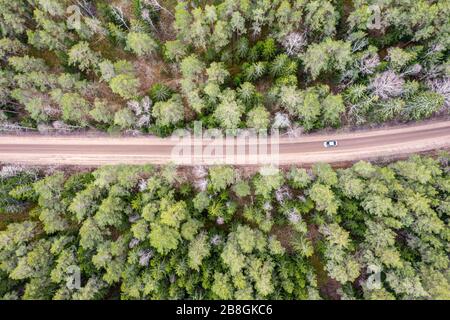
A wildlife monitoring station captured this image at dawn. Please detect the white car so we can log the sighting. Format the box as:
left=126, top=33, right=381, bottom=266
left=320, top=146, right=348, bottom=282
left=323, top=140, right=338, bottom=148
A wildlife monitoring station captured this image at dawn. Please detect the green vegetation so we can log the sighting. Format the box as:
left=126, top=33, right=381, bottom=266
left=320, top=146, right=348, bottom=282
left=0, top=154, right=449, bottom=300
left=0, top=0, right=449, bottom=135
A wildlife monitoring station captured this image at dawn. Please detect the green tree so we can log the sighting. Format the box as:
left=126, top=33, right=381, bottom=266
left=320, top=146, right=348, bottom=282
left=312, top=163, right=338, bottom=186
left=213, top=90, right=244, bottom=130
left=221, top=237, right=246, bottom=275
left=149, top=83, right=173, bottom=102
left=206, top=62, right=229, bottom=85
left=173, top=1, right=192, bottom=42
left=60, top=93, right=90, bottom=126
left=33, top=173, right=68, bottom=233
left=303, top=38, right=352, bottom=80
left=322, top=94, right=345, bottom=127
left=277, top=85, right=303, bottom=117
left=287, top=167, right=312, bottom=189
left=305, top=0, right=339, bottom=37
left=0, top=0, right=29, bottom=36
left=79, top=217, right=105, bottom=250
left=309, top=183, right=339, bottom=217
left=90, top=99, right=115, bottom=124
left=126, top=32, right=158, bottom=57
left=180, top=54, right=204, bottom=80
left=247, top=106, right=270, bottom=130
left=114, top=108, right=136, bottom=129
left=338, top=172, right=365, bottom=199
left=188, top=232, right=210, bottom=271
left=211, top=20, right=231, bottom=51
left=94, top=196, right=126, bottom=228
left=68, top=42, right=100, bottom=72
left=320, top=223, right=361, bottom=284
left=149, top=223, right=181, bottom=255
left=164, top=40, right=187, bottom=62
left=404, top=92, right=444, bottom=120
left=159, top=199, right=188, bottom=228
left=211, top=272, right=233, bottom=299
left=110, top=74, right=140, bottom=100
left=253, top=169, right=284, bottom=199
left=72, top=277, right=106, bottom=300
left=209, top=166, right=236, bottom=192
left=193, top=192, right=210, bottom=212
left=387, top=47, right=417, bottom=71
left=152, top=94, right=185, bottom=127
left=28, top=9, right=71, bottom=51
left=232, top=181, right=251, bottom=197
left=181, top=219, right=203, bottom=241
left=300, top=91, right=321, bottom=130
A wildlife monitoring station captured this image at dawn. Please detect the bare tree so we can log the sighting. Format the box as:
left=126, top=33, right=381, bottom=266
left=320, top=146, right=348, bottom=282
left=138, top=249, right=154, bottom=267
left=275, top=186, right=292, bottom=204
left=216, top=216, right=225, bottom=225
left=193, top=166, right=208, bottom=179
left=402, top=64, right=422, bottom=77
left=282, top=32, right=307, bottom=56
left=75, top=0, right=96, bottom=18
left=285, top=124, right=303, bottom=138
left=358, top=53, right=380, bottom=75
left=287, top=208, right=301, bottom=224
left=210, top=234, right=222, bottom=246
left=351, top=37, right=369, bottom=53
left=369, top=71, right=404, bottom=99
left=272, top=112, right=291, bottom=129
left=195, top=178, right=208, bottom=191
left=0, top=122, right=36, bottom=133
left=111, top=6, right=129, bottom=30
left=146, top=0, right=174, bottom=17
left=128, top=238, right=140, bottom=249
left=428, top=77, right=450, bottom=108
left=127, top=96, right=153, bottom=128
left=0, top=165, right=25, bottom=178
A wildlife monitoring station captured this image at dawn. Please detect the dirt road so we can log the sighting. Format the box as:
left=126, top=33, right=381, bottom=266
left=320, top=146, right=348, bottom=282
left=0, top=121, right=449, bottom=166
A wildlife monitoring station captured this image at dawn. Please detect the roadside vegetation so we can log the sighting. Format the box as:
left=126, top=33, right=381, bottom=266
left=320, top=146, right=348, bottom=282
left=0, top=154, right=449, bottom=300
left=0, top=0, right=449, bottom=136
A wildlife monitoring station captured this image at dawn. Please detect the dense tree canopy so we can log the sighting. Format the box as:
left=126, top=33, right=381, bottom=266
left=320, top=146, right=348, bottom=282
left=0, top=0, right=449, bottom=302
left=0, top=154, right=449, bottom=300
left=0, top=0, right=447, bottom=136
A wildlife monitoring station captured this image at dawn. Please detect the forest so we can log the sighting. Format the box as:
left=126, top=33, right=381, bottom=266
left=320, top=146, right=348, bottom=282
left=0, top=154, right=449, bottom=300
left=0, top=0, right=449, bottom=136
left=0, top=0, right=449, bottom=302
